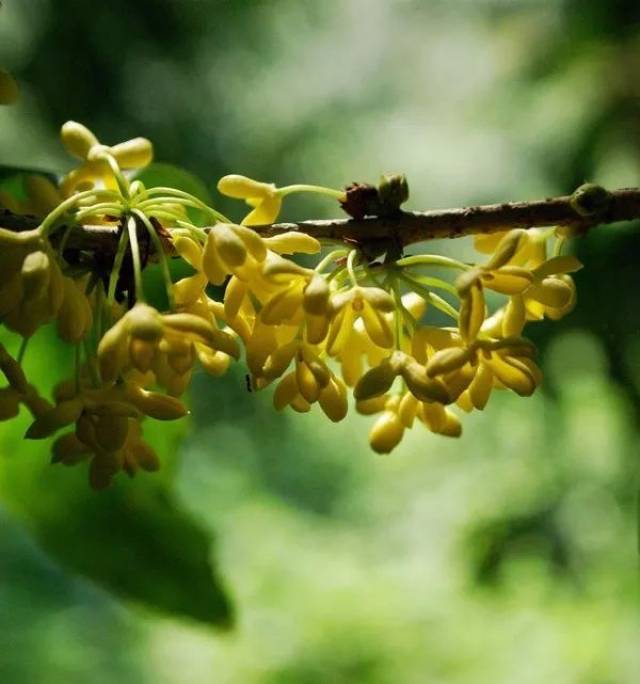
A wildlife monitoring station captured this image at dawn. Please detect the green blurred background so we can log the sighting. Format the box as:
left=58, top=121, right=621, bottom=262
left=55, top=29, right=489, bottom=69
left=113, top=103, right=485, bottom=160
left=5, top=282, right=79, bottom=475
left=1, top=0, right=639, bottom=682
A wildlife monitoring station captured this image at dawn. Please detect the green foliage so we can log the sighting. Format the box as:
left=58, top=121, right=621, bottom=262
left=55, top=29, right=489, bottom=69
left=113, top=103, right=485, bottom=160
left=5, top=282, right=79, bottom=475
left=0, top=409, right=232, bottom=627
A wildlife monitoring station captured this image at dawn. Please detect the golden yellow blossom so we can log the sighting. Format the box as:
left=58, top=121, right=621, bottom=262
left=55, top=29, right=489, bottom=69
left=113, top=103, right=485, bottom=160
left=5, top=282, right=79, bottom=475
left=217, top=174, right=282, bottom=225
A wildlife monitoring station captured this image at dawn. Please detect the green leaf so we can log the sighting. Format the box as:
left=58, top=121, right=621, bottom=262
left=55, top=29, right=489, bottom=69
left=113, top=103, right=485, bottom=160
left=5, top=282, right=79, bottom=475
left=0, top=329, right=232, bottom=628
left=0, top=419, right=233, bottom=627
left=0, top=166, right=57, bottom=201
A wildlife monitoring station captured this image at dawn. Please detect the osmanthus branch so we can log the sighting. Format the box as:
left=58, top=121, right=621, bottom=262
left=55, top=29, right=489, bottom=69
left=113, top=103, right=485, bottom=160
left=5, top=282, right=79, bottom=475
left=253, top=186, right=640, bottom=247
left=2, top=185, right=640, bottom=253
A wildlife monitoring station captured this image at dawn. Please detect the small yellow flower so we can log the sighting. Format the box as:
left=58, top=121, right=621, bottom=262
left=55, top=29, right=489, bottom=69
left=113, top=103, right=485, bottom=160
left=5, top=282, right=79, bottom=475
left=97, top=303, right=238, bottom=386
left=327, top=286, right=396, bottom=353
left=202, top=223, right=267, bottom=285
left=60, top=121, right=153, bottom=194
left=354, top=350, right=450, bottom=404
left=217, top=174, right=282, bottom=225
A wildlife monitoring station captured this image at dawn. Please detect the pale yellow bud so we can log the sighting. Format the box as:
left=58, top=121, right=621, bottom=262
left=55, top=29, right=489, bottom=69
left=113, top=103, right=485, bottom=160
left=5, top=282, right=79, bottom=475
left=128, top=304, right=163, bottom=341
left=426, top=346, right=471, bottom=377
left=93, top=414, right=131, bottom=452
left=212, top=224, right=248, bottom=267
left=318, top=377, right=348, bottom=422
left=0, top=348, right=28, bottom=393
left=130, top=440, right=160, bottom=471
left=25, top=398, right=84, bottom=439
left=303, top=274, right=330, bottom=315
left=369, top=411, right=404, bottom=454
left=401, top=360, right=450, bottom=404
left=57, top=278, right=93, bottom=343
left=89, top=451, right=123, bottom=490
left=97, top=319, right=129, bottom=382
left=356, top=395, right=388, bottom=415
left=354, top=360, right=397, bottom=400
left=127, top=387, right=188, bottom=420
left=51, top=432, right=89, bottom=465
left=21, top=250, right=50, bottom=300
left=360, top=287, right=396, bottom=313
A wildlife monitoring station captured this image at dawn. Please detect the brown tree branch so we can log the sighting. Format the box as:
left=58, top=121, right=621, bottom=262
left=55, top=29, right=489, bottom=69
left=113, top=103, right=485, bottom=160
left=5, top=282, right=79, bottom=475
left=2, top=187, right=640, bottom=253
left=253, top=187, right=640, bottom=247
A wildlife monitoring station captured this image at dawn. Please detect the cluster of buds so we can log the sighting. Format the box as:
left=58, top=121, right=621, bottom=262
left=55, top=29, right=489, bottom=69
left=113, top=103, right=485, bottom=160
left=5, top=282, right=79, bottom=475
left=0, top=121, right=582, bottom=488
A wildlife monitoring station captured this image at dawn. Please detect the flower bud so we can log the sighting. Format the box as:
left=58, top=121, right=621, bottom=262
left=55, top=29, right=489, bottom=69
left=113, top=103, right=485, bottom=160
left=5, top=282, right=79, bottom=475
left=318, top=377, right=348, bottom=422
left=354, top=361, right=397, bottom=400
left=25, top=398, right=84, bottom=439
left=94, top=414, right=130, bottom=452
left=426, top=346, right=471, bottom=377
left=128, top=304, right=163, bottom=341
left=369, top=411, right=404, bottom=454
left=51, top=433, right=89, bottom=465
left=303, top=274, right=330, bottom=315
left=127, top=387, right=188, bottom=420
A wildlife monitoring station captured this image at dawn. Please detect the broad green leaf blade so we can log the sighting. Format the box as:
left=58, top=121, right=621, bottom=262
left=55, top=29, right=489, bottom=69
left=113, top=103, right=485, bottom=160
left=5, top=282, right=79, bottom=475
left=0, top=328, right=233, bottom=628
left=0, top=421, right=233, bottom=627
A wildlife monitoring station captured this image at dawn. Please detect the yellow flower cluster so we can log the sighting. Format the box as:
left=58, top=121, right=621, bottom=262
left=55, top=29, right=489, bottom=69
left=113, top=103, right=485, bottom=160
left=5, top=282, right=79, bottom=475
left=0, top=120, right=583, bottom=488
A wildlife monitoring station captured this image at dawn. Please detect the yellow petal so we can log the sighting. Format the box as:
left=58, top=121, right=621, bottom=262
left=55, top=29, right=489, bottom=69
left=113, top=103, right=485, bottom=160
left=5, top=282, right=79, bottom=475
left=481, top=266, right=533, bottom=295
left=242, top=194, right=282, bottom=226
left=483, top=229, right=526, bottom=270
left=173, top=235, right=203, bottom=271
left=467, top=362, right=493, bottom=410
left=273, top=372, right=299, bottom=411
left=361, top=303, right=394, bottom=348
left=109, top=138, right=153, bottom=169
left=502, top=295, right=526, bottom=337
left=459, top=282, right=485, bottom=343
left=263, top=232, right=321, bottom=255
left=217, top=174, right=273, bottom=199
left=60, top=121, right=99, bottom=159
